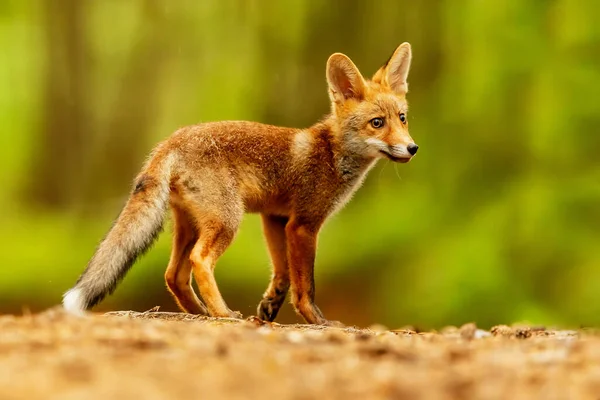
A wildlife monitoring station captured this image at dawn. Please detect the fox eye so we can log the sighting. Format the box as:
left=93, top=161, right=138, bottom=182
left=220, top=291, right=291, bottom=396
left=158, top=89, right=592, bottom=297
left=399, top=113, right=407, bottom=124
left=370, top=118, right=385, bottom=129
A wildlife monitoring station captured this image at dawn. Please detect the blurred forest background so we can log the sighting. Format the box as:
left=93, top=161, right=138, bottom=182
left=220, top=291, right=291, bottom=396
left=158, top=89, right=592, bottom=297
left=0, top=0, right=598, bottom=329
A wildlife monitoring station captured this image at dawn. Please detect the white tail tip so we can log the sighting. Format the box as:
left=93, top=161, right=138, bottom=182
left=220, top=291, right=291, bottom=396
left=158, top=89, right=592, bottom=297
left=62, top=288, right=87, bottom=316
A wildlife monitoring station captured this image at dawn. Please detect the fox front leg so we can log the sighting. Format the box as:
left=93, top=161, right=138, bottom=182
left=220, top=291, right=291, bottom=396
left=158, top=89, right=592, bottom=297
left=257, top=215, right=290, bottom=321
left=285, top=219, right=342, bottom=326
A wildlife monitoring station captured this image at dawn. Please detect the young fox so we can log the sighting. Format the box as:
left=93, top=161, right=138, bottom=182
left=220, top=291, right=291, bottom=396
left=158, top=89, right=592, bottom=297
left=63, top=43, right=418, bottom=326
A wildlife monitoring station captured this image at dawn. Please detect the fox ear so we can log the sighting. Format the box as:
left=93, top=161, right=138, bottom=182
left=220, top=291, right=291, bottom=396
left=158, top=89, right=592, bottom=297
left=373, top=42, right=412, bottom=94
left=326, top=53, right=366, bottom=103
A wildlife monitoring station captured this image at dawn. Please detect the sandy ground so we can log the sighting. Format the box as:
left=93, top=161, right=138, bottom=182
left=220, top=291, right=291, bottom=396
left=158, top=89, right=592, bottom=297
left=0, top=309, right=599, bottom=400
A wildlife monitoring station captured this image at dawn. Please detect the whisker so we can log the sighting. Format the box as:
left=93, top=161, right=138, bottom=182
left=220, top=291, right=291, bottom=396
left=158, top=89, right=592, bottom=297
left=393, top=163, right=403, bottom=181
left=378, top=159, right=389, bottom=182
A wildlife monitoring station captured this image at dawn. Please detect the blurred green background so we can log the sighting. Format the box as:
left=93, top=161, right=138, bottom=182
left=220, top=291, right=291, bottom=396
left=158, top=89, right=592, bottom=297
left=1, top=0, right=599, bottom=329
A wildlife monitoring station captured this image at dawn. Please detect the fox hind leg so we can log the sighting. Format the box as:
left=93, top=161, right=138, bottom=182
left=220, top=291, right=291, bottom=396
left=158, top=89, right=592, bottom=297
left=165, top=206, right=208, bottom=315
left=189, top=217, right=242, bottom=319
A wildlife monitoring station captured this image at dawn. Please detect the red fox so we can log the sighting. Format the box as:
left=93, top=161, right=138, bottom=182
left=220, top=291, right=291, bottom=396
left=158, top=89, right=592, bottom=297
left=63, top=43, right=418, bottom=326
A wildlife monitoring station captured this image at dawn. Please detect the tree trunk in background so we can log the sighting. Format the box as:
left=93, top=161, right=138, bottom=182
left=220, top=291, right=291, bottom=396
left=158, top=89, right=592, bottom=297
left=81, top=0, right=169, bottom=211
left=258, top=0, right=367, bottom=126
left=24, top=0, right=87, bottom=209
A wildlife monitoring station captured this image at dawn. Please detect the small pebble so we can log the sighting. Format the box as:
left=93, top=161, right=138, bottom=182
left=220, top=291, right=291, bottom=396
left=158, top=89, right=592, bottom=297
left=491, top=325, right=514, bottom=337
left=459, top=323, right=477, bottom=340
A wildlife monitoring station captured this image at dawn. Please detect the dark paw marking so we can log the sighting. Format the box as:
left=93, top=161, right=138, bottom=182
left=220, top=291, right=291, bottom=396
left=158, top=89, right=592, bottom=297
left=258, top=298, right=280, bottom=322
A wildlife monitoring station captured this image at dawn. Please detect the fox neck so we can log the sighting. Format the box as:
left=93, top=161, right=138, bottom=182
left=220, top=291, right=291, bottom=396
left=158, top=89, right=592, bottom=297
left=312, top=115, right=378, bottom=181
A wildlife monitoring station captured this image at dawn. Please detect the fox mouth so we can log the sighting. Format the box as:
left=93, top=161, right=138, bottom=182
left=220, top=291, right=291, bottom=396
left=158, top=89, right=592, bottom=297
left=379, top=150, right=411, bottom=163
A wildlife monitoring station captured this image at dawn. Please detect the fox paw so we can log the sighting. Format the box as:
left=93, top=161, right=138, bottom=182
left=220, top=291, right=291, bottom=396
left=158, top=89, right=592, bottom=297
left=257, top=298, right=280, bottom=322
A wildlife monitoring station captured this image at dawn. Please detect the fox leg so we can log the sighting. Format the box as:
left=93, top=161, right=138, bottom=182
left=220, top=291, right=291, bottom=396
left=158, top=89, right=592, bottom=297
left=189, top=219, right=242, bottom=319
left=165, top=206, right=208, bottom=314
left=286, top=219, right=338, bottom=326
left=257, top=215, right=290, bottom=321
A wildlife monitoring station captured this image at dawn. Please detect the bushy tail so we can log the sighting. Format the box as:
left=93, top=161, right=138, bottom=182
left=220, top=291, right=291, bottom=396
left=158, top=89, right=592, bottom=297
left=62, top=153, right=175, bottom=314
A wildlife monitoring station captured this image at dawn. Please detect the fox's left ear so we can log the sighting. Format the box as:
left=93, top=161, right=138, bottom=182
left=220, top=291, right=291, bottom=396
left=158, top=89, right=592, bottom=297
left=373, top=42, right=412, bottom=94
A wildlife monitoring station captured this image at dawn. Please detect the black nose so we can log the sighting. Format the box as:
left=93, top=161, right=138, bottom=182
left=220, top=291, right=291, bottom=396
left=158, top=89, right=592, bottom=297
left=407, top=143, right=419, bottom=155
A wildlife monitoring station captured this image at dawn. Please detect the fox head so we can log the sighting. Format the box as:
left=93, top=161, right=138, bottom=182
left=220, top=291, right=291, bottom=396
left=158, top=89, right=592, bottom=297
left=326, top=43, right=417, bottom=163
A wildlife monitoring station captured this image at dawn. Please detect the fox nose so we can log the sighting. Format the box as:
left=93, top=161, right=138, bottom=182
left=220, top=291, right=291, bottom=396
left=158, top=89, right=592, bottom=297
left=407, top=143, right=419, bottom=155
